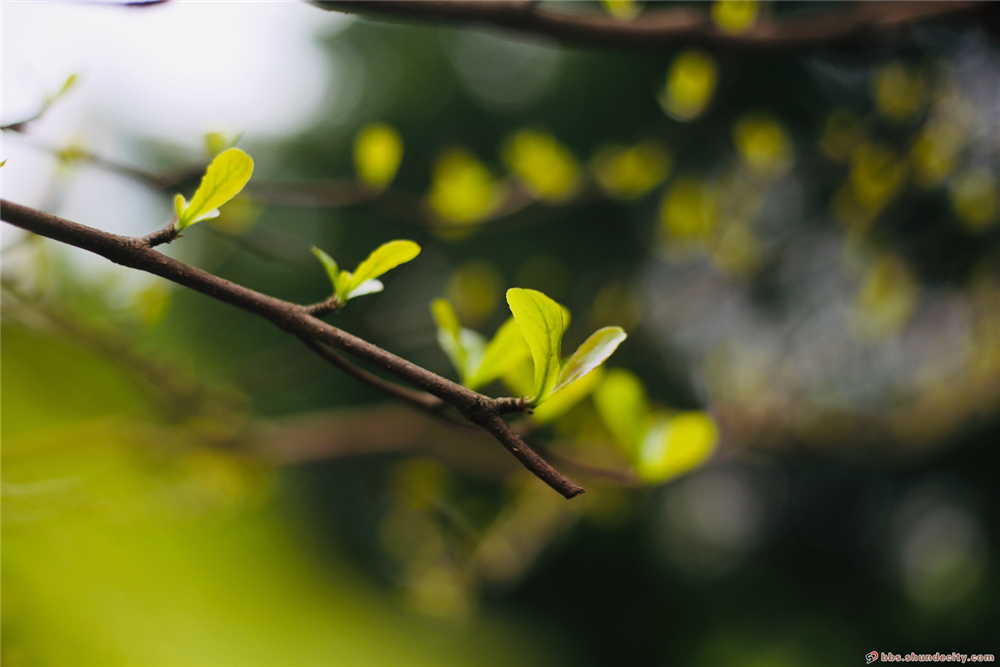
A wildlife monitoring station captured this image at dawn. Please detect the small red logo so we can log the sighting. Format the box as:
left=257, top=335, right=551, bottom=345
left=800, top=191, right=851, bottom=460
left=866, top=652, right=879, bottom=664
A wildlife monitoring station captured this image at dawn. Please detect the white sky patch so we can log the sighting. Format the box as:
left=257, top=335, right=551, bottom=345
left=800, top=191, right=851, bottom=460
left=1, top=1, right=347, bottom=238
left=1, top=1, right=348, bottom=284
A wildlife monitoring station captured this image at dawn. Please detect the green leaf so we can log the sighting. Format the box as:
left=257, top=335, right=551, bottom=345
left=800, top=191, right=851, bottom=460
left=0, top=159, right=7, bottom=168
left=506, top=288, right=565, bottom=403
left=636, top=411, right=717, bottom=483
left=467, top=317, right=529, bottom=390
left=311, top=246, right=348, bottom=298
left=554, top=326, right=626, bottom=394
left=593, top=368, right=649, bottom=452
left=176, top=148, right=254, bottom=230
left=344, top=240, right=421, bottom=298
left=431, top=299, right=487, bottom=383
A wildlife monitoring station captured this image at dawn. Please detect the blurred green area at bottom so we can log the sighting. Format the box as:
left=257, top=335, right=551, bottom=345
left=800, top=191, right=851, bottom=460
left=0, top=322, right=556, bottom=667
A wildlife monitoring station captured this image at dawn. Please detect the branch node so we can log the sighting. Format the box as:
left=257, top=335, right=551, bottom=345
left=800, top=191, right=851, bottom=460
left=304, top=296, right=341, bottom=318
left=140, top=222, right=178, bottom=247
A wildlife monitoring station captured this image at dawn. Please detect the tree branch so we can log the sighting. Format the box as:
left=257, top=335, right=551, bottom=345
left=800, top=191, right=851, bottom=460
left=315, top=1, right=986, bottom=52
left=0, top=198, right=583, bottom=498
left=296, top=335, right=447, bottom=414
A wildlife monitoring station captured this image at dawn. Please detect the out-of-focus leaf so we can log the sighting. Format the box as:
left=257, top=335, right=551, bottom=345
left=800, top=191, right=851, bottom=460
left=636, top=411, right=717, bottom=483
left=502, top=129, right=580, bottom=202
left=873, top=62, right=926, bottom=123
left=469, top=318, right=530, bottom=390
left=600, top=0, right=641, bottom=20
left=446, top=261, right=502, bottom=328
left=659, top=176, right=717, bottom=246
left=176, top=148, right=254, bottom=230
left=427, top=149, right=504, bottom=226
left=951, top=169, right=998, bottom=232
left=506, top=288, right=565, bottom=403
left=433, top=298, right=469, bottom=379
left=591, top=141, right=671, bottom=200
left=732, top=112, right=792, bottom=177
left=658, top=50, right=717, bottom=122
left=594, top=368, right=649, bottom=453
left=711, top=0, right=759, bottom=34
left=554, top=327, right=626, bottom=394
left=849, top=141, right=906, bottom=213
left=346, top=240, right=421, bottom=298
left=355, top=122, right=404, bottom=189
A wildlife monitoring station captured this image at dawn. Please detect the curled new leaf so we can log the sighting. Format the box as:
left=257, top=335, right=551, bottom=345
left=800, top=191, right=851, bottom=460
left=313, top=240, right=421, bottom=307
left=175, top=148, right=254, bottom=231
left=554, top=326, right=627, bottom=394
left=506, top=288, right=565, bottom=402
left=311, top=247, right=348, bottom=299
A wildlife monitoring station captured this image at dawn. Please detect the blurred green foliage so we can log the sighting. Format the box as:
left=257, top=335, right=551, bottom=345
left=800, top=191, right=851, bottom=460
left=4, top=1, right=1000, bottom=665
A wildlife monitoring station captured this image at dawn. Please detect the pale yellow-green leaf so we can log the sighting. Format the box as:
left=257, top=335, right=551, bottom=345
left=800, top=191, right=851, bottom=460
left=506, top=288, right=565, bottom=403
left=636, top=411, right=717, bottom=483
left=174, top=194, right=187, bottom=222
left=0, top=159, right=7, bottom=168
left=531, top=366, right=604, bottom=425
left=432, top=299, right=467, bottom=379
left=311, top=246, right=344, bottom=298
left=345, top=240, right=421, bottom=298
left=593, top=368, right=650, bottom=453
left=467, top=317, right=530, bottom=390
left=354, top=122, right=404, bottom=189
left=177, top=148, right=254, bottom=230
left=554, top=326, right=626, bottom=394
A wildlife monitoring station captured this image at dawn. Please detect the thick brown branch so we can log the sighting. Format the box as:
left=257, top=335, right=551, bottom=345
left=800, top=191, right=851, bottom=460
left=316, top=1, right=985, bottom=52
left=0, top=199, right=578, bottom=497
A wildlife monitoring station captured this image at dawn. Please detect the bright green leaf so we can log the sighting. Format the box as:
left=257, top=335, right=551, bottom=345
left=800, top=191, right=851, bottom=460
left=468, top=317, right=530, bottom=390
left=176, top=148, right=254, bottom=230
left=0, top=159, right=7, bottom=168
left=345, top=240, right=421, bottom=298
left=554, top=326, right=626, bottom=394
left=506, top=288, right=565, bottom=403
left=636, top=411, right=717, bottom=483
left=593, top=368, right=649, bottom=453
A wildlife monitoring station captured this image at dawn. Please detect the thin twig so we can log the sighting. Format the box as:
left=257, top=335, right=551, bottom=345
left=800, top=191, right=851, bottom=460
left=297, top=335, right=447, bottom=414
left=0, top=199, right=582, bottom=498
left=316, top=0, right=985, bottom=52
